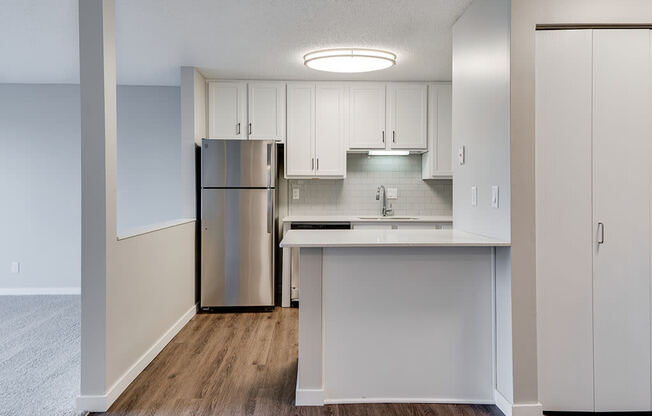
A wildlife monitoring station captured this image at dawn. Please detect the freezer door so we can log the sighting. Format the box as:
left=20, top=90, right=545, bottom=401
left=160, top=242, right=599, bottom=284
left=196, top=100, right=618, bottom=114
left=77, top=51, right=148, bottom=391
left=201, top=188, right=274, bottom=307
left=202, top=139, right=276, bottom=188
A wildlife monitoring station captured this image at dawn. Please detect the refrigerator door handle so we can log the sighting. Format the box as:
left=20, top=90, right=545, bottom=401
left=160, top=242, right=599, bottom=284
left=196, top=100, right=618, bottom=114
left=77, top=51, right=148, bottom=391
left=267, top=188, right=273, bottom=234
left=266, top=143, right=272, bottom=188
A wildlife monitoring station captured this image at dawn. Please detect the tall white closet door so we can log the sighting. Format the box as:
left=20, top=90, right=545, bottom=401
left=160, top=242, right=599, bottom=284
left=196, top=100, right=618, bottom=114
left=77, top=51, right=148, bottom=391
left=592, top=29, right=651, bottom=412
left=535, top=29, right=595, bottom=412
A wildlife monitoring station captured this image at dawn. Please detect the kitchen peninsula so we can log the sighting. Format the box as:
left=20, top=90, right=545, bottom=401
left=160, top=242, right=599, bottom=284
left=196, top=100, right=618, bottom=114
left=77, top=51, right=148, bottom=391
left=280, top=229, right=509, bottom=406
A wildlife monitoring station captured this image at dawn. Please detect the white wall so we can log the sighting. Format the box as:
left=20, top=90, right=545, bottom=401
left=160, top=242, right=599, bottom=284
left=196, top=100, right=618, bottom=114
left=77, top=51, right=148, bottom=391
left=0, top=83, right=185, bottom=292
left=510, top=0, right=652, bottom=408
left=451, top=0, right=516, bottom=410
left=452, top=0, right=511, bottom=242
left=78, top=3, right=196, bottom=412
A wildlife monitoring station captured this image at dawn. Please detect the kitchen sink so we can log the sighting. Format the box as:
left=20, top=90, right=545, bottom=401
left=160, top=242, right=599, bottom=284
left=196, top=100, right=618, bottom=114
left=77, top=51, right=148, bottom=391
left=357, top=216, right=418, bottom=220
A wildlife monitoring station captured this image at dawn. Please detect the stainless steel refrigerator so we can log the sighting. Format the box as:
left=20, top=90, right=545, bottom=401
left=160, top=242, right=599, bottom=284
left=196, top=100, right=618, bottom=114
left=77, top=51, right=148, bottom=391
left=200, top=139, right=275, bottom=307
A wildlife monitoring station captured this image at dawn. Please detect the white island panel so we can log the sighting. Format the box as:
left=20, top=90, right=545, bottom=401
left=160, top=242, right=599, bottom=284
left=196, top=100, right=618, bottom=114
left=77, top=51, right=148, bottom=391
left=295, top=243, right=497, bottom=406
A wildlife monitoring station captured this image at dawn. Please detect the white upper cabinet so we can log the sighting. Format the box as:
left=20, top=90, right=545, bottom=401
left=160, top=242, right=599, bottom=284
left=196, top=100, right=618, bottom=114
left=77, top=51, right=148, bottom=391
left=386, top=83, right=427, bottom=150
left=208, top=81, right=247, bottom=140
left=285, top=83, right=346, bottom=179
left=247, top=82, right=286, bottom=142
left=285, top=83, right=315, bottom=177
left=422, top=83, right=452, bottom=179
left=348, top=83, right=386, bottom=149
left=315, top=83, right=346, bottom=177
left=208, top=81, right=286, bottom=141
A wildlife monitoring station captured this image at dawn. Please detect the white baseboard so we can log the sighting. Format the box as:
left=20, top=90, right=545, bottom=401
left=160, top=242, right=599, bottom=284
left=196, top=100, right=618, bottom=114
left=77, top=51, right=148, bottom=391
left=297, top=391, right=494, bottom=407
left=0, top=287, right=81, bottom=295
left=324, top=397, right=494, bottom=405
left=494, top=389, right=542, bottom=416
left=76, top=303, right=197, bottom=412
left=296, top=389, right=325, bottom=406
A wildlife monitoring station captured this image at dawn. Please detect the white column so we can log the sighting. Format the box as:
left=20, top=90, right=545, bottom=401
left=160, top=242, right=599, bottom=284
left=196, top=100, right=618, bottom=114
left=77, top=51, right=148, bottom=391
left=78, top=0, right=116, bottom=411
left=180, top=66, right=206, bottom=219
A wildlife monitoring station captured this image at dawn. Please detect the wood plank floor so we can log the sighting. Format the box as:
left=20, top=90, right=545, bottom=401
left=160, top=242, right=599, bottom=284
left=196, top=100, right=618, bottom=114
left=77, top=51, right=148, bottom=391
left=95, top=308, right=502, bottom=416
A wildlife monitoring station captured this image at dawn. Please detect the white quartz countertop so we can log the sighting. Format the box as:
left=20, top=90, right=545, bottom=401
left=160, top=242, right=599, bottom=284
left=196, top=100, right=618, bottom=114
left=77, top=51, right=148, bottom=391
left=280, top=229, right=510, bottom=248
left=281, top=215, right=453, bottom=223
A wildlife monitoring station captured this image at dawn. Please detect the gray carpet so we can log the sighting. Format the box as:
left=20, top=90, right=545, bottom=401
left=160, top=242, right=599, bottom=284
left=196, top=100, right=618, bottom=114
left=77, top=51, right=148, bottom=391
left=0, top=295, right=81, bottom=416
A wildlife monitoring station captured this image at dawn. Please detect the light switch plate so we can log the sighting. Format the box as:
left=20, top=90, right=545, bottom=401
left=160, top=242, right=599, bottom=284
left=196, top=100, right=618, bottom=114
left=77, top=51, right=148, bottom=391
left=10, top=261, right=20, bottom=274
left=458, top=146, right=466, bottom=165
left=292, top=188, right=300, bottom=200
left=386, top=187, right=398, bottom=199
left=471, top=186, right=477, bottom=207
left=491, top=186, right=499, bottom=208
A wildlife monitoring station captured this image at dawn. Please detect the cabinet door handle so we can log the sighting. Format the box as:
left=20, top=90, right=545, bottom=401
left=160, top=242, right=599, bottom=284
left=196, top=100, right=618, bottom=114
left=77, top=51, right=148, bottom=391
left=382, top=130, right=385, bottom=143
left=316, top=158, right=319, bottom=171
left=248, top=123, right=252, bottom=135
left=236, top=122, right=241, bottom=135
left=312, top=158, right=314, bottom=170
left=597, top=222, right=605, bottom=245
left=392, top=130, right=396, bottom=143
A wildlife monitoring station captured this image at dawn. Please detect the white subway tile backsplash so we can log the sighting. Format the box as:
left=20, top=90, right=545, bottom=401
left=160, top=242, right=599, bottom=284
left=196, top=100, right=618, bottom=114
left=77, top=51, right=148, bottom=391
left=288, top=154, right=452, bottom=216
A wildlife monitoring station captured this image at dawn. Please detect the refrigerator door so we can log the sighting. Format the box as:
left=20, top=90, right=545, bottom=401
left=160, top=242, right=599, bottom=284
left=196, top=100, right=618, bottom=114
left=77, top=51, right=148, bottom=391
left=202, top=139, right=276, bottom=188
left=201, top=188, right=274, bottom=307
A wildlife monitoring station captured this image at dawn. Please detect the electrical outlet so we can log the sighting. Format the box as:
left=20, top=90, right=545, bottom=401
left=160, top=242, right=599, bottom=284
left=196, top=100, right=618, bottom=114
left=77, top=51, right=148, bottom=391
left=386, top=187, right=398, bottom=199
left=471, top=186, right=477, bottom=207
left=491, top=186, right=499, bottom=208
left=458, top=145, right=466, bottom=165
left=10, top=261, right=20, bottom=274
left=292, top=188, right=300, bottom=200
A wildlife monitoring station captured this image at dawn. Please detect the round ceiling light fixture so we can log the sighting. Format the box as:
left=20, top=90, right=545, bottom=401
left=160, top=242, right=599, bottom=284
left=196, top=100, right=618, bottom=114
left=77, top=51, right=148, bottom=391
left=303, top=48, right=397, bottom=73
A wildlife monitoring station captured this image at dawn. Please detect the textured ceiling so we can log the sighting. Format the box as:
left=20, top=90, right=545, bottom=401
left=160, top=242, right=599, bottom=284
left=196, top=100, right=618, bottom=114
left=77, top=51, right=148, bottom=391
left=0, top=0, right=472, bottom=86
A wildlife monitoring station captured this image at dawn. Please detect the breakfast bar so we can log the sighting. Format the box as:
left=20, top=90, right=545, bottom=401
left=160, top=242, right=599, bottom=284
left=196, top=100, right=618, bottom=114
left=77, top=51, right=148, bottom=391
left=280, top=229, right=510, bottom=406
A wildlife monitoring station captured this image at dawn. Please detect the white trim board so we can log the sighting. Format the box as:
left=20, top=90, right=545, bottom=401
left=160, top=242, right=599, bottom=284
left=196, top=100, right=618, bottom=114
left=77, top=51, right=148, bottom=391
left=76, top=303, right=197, bottom=412
left=324, top=398, right=494, bottom=405
left=296, top=389, right=325, bottom=406
left=117, top=218, right=196, bottom=241
left=296, top=388, right=495, bottom=407
left=494, top=389, right=542, bottom=416
left=0, top=287, right=81, bottom=295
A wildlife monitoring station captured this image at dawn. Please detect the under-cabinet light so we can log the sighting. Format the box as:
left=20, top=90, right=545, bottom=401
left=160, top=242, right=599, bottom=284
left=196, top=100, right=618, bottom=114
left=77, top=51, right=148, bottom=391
left=368, top=150, right=410, bottom=156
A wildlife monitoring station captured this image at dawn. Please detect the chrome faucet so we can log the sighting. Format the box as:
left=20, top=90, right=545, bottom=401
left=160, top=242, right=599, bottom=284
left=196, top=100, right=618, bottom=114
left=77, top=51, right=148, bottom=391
left=376, top=185, right=394, bottom=217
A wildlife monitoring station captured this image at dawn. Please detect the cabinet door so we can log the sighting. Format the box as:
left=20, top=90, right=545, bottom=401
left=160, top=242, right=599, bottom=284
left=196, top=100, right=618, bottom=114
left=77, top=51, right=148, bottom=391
left=248, top=82, right=286, bottom=142
left=422, top=84, right=452, bottom=179
left=208, top=81, right=247, bottom=140
left=387, top=83, right=427, bottom=150
left=315, top=83, right=346, bottom=177
left=349, top=83, right=386, bottom=149
left=285, top=83, right=315, bottom=177
left=592, top=29, right=651, bottom=412
left=535, top=29, right=595, bottom=412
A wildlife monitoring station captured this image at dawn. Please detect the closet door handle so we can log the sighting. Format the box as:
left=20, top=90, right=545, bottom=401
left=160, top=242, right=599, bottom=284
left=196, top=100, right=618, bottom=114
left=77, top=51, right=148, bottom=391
left=382, top=130, right=385, bottom=143
left=392, top=130, right=396, bottom=143
left=597, top=222, right=605, bottom=245
left=236, top=122, right=241, bottom=135
left=248, top=123, right=252, bottom=135
left=311, top=158, right=314, bottom=171
left=316, top=158, right=319, bottom=171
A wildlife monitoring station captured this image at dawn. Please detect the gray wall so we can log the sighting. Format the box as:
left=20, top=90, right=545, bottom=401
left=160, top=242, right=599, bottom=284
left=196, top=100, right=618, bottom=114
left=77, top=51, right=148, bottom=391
left=116, top=85, right=182, bottom=231
left=0, top=84, right=81, bottom=291
left=288, top=154, right=452, bottom=217
left=0, top=83, right=184, bottom=291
